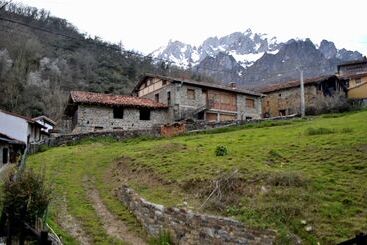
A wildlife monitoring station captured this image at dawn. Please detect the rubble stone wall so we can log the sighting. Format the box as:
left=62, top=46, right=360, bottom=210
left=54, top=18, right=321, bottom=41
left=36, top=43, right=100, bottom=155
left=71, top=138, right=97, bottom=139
left=117, top=185, right=276, bottom=245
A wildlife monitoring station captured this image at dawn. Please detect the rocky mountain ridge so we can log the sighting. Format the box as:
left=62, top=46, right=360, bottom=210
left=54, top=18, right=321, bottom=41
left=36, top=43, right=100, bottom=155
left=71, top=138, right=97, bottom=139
left=151, top=29, right=364, bottom=86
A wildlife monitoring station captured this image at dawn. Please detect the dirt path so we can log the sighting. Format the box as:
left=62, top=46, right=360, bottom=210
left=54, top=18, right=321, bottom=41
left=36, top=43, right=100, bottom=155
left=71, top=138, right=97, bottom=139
left=57, top=196, right=92, bottom=245
left=83, top=178, right=147, bottom=245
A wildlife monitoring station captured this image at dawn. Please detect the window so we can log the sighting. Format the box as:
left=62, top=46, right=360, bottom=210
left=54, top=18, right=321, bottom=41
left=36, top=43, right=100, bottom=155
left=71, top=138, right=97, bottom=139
left=3, top=148, right=8, bottom=164
left=155, top=93, right=159, bottom=103
left=246, top=98, right=255, bottom=109
left=113, top=107, right=124, bottom=119
left=162, top=80, right=167, bottom=86
left=140, top=109, right=151, bottom=120
left=279, top=109, right=286, bottom=116
left=187, top=88, right=195, bottom=100
left=94, top=126, right=103, bottom=131
left=167, top=91, right=171, bottom=105
left=355, top=78, right=362, bottom=84
left=278, top=93, right=282, bottom=97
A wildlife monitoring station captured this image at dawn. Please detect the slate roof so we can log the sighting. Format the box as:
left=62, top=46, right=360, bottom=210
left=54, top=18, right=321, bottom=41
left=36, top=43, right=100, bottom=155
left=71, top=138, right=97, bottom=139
left=0, top=132, right=25, bottom=145
left=257, top=75, right=339, bottom=93
left=0, top=109, right=46, bottom=128
left=133, top=73, right=264, bottom=97
left=69, top=91, right=168, bottom=109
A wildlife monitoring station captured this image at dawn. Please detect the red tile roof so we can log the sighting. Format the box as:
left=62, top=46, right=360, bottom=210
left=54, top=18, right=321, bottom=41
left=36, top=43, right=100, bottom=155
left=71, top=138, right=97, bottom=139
left=69, top=91, right=168, bottom=109
left=257, top=75, right=338, bottom=93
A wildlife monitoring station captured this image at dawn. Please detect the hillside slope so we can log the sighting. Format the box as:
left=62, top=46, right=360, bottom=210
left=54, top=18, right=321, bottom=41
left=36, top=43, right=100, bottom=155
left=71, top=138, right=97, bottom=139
left=29, top=110, right=367, bottom=244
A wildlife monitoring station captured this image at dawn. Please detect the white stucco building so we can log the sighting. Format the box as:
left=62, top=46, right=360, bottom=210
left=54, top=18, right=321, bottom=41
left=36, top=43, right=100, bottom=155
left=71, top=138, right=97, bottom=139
left=0, top=109, right=45, bottom=146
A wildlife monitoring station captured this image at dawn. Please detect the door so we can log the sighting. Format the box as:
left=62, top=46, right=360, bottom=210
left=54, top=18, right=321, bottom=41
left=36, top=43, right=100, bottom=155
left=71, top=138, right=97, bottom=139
left=3, top=148, right=8, bottom=164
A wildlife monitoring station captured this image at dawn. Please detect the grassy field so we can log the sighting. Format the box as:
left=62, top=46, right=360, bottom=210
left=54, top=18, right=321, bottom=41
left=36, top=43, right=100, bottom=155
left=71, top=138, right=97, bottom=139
left=28, top=110, right=367, bottom=244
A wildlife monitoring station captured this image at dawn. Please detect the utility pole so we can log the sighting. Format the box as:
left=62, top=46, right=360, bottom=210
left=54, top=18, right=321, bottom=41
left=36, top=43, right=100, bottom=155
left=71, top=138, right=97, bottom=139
left=300, top=69, right=305, bottom=118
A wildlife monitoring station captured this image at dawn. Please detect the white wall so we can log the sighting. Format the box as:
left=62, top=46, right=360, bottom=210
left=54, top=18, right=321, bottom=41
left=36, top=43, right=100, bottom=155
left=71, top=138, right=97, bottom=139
left=0, top=111, right=29, bottom=143
left=35, top=119, right=54, bottom=132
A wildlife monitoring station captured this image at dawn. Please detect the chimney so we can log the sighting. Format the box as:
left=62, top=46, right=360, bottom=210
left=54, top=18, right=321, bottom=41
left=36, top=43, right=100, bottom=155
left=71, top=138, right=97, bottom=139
left=228, top=82, right=237, bottom=89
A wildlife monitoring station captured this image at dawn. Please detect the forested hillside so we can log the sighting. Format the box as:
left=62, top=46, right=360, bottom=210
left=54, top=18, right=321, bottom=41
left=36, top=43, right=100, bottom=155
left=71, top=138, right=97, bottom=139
left=0, top=2, right=195, bottom=121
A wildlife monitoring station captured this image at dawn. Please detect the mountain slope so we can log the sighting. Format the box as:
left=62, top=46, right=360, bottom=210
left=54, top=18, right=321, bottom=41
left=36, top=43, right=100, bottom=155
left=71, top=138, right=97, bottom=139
left=152, top=30, right=364, bottom=86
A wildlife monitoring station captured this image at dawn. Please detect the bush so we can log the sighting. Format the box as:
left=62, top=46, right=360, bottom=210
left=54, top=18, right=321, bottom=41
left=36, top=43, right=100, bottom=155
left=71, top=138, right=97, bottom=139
left=307, top=92, right=363, bottom=115
left=0, top=169, right=52, bottom=230
left=215, top=145, right=228, bottom=156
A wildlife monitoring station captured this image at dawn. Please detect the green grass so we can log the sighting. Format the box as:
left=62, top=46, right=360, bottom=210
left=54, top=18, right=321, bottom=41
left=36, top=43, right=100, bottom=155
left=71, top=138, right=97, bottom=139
left=28, top=110, right=367, bottom=244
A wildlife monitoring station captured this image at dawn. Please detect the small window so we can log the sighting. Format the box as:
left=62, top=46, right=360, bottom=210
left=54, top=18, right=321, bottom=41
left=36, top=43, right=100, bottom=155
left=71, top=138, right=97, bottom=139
left=246, top=117, right=252, bottom=120
left=279, top=109, right=286, bottom=116
left=278, top=93, right=282, bottom=97
left=113, top=127, right=123, bottom=131
left=355, top=78, right=362, bottom=84
left=140, top=109, right=151, bottom=120
left=94, top=126, right=103, bottom=131
left=155, top=93, right=159, bottom=103
left=167, top=91, right=171, bottom=105
left=246, top=98, right=255, bottom=109
left=113, top=107, right=124, bottom=119
left=187, top=88, right=195, bottom=100
left=162, top=80, right=167, bottom=86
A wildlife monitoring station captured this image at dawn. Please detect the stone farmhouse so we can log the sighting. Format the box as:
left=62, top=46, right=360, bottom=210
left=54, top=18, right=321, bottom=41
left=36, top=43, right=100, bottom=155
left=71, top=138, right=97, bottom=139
left=63, top=91, right=169, bottom=133
left=131, top=74, right=264, bottom=122
left=337, top=58, right=367, bottom=102
left=259, top=75, right=348, bottom=117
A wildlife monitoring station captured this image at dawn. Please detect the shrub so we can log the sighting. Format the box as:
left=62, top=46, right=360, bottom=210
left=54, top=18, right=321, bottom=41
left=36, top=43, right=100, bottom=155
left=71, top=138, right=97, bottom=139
left=0, top=169, right=52, bottom=231
left=305, top=127, right=335, bottom=136
left=307, top=92, right=363, bottom=115
left=215, top=145, right=228, bottom=156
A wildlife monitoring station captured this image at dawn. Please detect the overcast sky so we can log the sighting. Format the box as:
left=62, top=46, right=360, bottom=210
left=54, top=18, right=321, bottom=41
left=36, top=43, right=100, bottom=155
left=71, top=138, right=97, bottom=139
left=17, top=0, right=367, bottom=55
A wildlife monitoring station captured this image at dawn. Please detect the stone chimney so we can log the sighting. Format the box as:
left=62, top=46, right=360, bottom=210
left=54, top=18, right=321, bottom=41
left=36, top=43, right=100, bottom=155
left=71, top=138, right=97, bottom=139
left=228, top=82, right=237, bottom=89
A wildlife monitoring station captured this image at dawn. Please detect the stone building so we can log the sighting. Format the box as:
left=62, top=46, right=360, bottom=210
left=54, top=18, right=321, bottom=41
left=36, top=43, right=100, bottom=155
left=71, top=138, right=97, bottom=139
left=337, top=58, right=367, bottom=102
left=63, top=91, right=169, bottom=133
left=132, top=74, right=264, bottom=122
left=259, top=75, right=347, bottom=117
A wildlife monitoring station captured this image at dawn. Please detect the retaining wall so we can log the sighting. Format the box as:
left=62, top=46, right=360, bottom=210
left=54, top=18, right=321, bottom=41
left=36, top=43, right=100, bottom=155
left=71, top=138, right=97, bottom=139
left=117, top=185, right=276, bottom=245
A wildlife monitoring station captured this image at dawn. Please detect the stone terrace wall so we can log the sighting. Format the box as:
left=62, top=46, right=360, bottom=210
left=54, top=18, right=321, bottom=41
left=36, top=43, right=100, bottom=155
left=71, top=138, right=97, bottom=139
left=45, top=127, right=160, bottom=148
left=117, top=185, right=276, bottom=245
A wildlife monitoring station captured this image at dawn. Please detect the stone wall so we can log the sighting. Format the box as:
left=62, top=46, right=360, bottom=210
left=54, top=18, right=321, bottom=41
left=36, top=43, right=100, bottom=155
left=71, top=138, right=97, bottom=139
left=117, top=185, right=276, bottom=245
left=237, top=94, right=262, bottom=120
left=42, top=128, right=160, bottom=148
left=160, top=123, right=186, bottom=137
left=72, top=105, right=169, bottom=133
left=263, top=85, right=318, bottom=117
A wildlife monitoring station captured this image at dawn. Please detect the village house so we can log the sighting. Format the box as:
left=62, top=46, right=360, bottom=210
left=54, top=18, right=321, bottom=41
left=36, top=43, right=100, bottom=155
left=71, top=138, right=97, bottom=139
left=0, top=109, right=45, bottom=147
left=259, top=75, right=348, bottom=117
left=63, top=91, right=169, bottom=133
left=337, top=58, right=367, bottom=102
left=0, top=132, right=25, bottom=169
left=131, top=74, right=264, bottom=122
left=33, top=115, right=56, bottom=133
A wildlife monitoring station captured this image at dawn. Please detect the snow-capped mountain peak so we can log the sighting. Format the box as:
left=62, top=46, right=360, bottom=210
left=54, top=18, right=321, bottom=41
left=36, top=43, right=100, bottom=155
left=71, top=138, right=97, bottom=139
left=151, top=28, right=280, bottom=69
